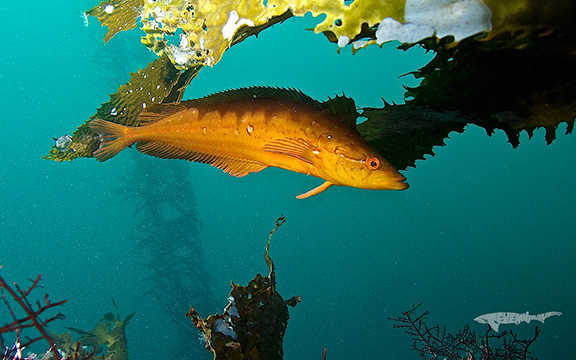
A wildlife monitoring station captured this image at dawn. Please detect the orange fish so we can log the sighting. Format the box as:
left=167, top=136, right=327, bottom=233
left=89, top=87, right=408, bottom=198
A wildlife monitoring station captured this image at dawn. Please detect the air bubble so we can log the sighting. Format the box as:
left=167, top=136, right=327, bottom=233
left=142, top=102, right=147, bottom=108
left=110, top=107, right=118, bottom=116
left=246, top=125, right=254, bottom=135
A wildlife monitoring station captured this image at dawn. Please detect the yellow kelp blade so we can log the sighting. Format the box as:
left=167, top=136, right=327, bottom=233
left=86, top=0, right=143, bottom=43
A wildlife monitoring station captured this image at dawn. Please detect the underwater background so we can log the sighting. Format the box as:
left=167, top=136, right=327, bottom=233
left=1, top=0, right=575, bottom=359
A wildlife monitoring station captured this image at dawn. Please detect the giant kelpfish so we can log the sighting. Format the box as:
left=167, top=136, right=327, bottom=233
left=89, top=87, right=408, bottom=198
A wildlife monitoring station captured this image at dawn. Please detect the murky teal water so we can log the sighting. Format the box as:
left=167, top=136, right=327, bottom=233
left=1, top=1, right=575, bottom=359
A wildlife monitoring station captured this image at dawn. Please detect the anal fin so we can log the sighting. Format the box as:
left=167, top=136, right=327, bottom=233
left=136, top=141, right=267, bottom=177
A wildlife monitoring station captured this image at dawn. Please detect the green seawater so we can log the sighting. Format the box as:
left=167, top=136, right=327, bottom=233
left=1, top=1, right=575, bottom=359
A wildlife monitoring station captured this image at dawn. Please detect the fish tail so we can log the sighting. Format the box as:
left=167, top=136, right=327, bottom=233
left=88, top=119, right=133, bottom=162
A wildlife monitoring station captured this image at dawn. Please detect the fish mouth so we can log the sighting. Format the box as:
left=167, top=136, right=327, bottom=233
left=393, top=181, right=409, bottom=190
left=392, top=173, right=409, bottom=190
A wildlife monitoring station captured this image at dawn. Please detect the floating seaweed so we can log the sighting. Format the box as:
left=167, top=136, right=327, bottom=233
left=390, top=303, right=541, bottom=360
left=187, top=216, right=301, bottom=359
left=400, top=27, right=576, bottom=148
left=46, top=1, right=576, bottom=180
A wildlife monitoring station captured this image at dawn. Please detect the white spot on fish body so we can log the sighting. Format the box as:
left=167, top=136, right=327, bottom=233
left=110, top=107, right=118, bottom=116
left=104, top=4, right=114, bottom=14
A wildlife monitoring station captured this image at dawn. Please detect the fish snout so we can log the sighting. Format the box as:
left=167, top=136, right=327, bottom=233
left=393, top=180, right=409, bottom=190
left=390, top=172, right=409, bottom=190
left=396, top=173, right=410, bottom=190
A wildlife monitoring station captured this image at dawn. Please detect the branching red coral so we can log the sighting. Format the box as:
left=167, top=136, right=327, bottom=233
left=0, top=272, right=67, bottom=360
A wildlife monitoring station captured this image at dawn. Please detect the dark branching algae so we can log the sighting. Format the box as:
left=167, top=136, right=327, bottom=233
left=186, top=215, right=301, bottom=360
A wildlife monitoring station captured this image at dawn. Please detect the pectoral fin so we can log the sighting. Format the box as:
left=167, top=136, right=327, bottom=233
left=296, top=181, right=333, bottom=199
left=263, top=137, right=317, bottom=164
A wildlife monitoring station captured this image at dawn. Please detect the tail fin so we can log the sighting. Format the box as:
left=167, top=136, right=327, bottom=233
left=88, top=119, right=132, bottom=162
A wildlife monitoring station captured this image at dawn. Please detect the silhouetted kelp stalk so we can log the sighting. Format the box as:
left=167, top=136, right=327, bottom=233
left=117, top=154, right=217, bottom=357
left=0, top=272, right=66, bottom=360
left=390, top=303, right=541, bottom=360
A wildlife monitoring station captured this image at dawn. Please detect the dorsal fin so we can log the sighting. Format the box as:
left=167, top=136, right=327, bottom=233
left=188, top=86, right=321, bottom=108
left=139, top=87, right=359, bottom=129
left=138, top=103, right=193, bottom=124
left=320, top=94, right=358, bottom=128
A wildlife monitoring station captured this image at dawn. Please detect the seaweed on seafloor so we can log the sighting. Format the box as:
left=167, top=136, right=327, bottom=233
left=66, top=299, right=133, bottom=360
left=390, top=303, right=541, bottom=360
left=0, top=270, right=135, bottom=360
left=187, top=215, right=302, bottom=360
left=0, top=272, right=68, bottom=360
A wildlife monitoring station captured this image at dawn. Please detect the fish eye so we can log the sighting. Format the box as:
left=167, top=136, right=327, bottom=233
left=366, top=156, right=380, bottom=170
